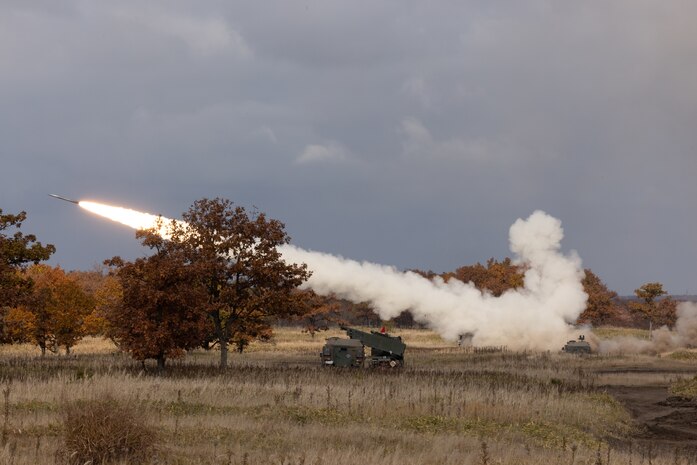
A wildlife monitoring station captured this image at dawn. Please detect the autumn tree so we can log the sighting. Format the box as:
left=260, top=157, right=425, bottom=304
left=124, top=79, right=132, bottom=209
left=444, top=263, right=487, bottom=288
left=87, top=274, right=122, bottom=339
left=653, top=297, right=678, bottom=327
left=230, top=311, right=273, bottom=353
left=2, top=306, right=36, bottom=343
left=635, top=282, right=667, bottom=305
left=407, top=269, right=438, bottom=280
left=630, top=282, right=670, bottom=331
left=292, top=290, right=342, bottom=337
left=21, top=267, right=54, bottom=353
left=166, top=198, right=311, bottom=369
left=444, top=258, right=524, bottom=296
left=577, top=269, right=626, bottom=326
left=17, top=265, right=94, bottom=355
left=0, top=209, right=55, bottom=334
left=69, top=267, right=108, bottom=296
left=69, top=267, right=115, bottom=338
left=349, top=301, right=382, bottom=327
left=106, top=230, right=210, bottom=370
left=52, top=280, right=95, bottom=354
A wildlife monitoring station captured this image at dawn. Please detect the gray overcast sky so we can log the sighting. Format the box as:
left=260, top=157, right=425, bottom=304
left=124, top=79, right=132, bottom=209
left=2, top=1, right=695, bottom=295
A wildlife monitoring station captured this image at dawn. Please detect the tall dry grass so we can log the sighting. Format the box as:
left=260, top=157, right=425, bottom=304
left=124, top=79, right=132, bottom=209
left=0, top=328, right=693, bottom=464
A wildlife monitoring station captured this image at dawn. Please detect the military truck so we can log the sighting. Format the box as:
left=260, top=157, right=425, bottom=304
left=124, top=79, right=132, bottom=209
left=320, top=337, right=365, bottom=367
left=321, top=326, right=406, bottom=368
left=562, top=335, right=591, bottom=354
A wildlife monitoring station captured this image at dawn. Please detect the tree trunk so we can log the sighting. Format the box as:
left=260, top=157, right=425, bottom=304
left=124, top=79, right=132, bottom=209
left=40, top=344, right=46, bottom=357
left=65, top=346, right=70, bottom=356
left=219, top=340, right=228, bottom=369
left=157, top=354, right=166, bottom=371
left=211, top=310, right=229, bottom=370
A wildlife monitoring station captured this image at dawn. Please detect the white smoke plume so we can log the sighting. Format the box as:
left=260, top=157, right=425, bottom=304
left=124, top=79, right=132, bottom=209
left=281, top=211, right=588, bottom=350
left=78, top=201, right=590, bottom=351
left=599, top=302, right=697, bottom=354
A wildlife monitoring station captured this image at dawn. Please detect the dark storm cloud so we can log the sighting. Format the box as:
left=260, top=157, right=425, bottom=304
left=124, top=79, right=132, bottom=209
left=1, top=1, right=695, bottom=295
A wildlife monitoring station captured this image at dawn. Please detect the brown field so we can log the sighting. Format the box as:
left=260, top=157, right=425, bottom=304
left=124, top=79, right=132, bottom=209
left=0, top=327, right=696, bottom=464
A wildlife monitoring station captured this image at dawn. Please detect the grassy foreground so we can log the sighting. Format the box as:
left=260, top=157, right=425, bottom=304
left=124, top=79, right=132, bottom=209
left=0, top=327, right=691, bottom=464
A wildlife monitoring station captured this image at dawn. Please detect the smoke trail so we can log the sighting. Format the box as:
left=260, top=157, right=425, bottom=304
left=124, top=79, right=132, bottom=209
left=281, top=211, right=588, bottom=350
left=598, top=302, right=697, bottom=354
left=78, top=201, right=590, bottom=351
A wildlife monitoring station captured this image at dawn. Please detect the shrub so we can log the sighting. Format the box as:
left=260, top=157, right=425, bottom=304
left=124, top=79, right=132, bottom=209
left=62, top=395, right=157, bottom=464
left=671, top=375, right=697, bottom=399
left=668, top=350, right=697, bottom=361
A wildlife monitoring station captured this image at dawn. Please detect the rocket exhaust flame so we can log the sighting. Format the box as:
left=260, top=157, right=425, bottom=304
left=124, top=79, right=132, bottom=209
left=78, top=201, right=186, bottom=238
left=76, top=199, right=596, bottom=351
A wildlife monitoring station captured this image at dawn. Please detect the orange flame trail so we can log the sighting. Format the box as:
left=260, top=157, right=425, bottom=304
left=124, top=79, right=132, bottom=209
left=78, top=201, right=183, bottom=238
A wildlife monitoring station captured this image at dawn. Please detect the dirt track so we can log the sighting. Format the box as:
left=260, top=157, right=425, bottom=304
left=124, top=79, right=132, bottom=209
left=606, top=384, right=697, bottom=454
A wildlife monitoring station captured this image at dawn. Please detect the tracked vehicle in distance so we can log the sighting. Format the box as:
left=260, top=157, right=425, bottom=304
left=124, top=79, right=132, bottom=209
left=562, top=334, right=591, bottom=354
left=321, top=326, right=406, bottom=368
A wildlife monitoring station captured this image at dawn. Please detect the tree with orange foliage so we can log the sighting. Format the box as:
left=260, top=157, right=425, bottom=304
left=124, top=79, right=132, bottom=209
left=629, top=282, right=671, bottom=331
left=444, top=258, right=524, bottom=296
left=68, top=265, right=115, bottom=336
left=52, top=277, right=95, bottom=354
left=653, top=297, right=678, bottom=327
left=85, top=275, right=122, bottom=339
left=69, top=267, right=108, bottom=296
left=1, top=210, right=55, bottom=343
left=292, top=290, right=342, bottom=337
left=349, top=301, right=382, bottom=327
left=230, top=310, right=273, bottom=353
left=0, top=210, right=55, bottom=309
left=106, top=233, right=210, bottom=370
left=577, top=269, right=626, bottom=326
left=19, top=265, right=94, bottom=355
left=166, top=198, right=311, bottom=369
left=2, top=306, right=36, bottom=343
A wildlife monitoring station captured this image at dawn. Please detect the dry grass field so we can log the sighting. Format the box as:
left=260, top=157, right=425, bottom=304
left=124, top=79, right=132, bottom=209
left=0, top=327, right=695, bottom=464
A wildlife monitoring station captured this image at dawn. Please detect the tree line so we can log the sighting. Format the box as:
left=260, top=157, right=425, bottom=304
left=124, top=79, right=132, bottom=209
left=408, top=260, right=679, bottom=329
left=0, top=202, right=683, bottom=369
left=301, top=260, right=681, bottom=332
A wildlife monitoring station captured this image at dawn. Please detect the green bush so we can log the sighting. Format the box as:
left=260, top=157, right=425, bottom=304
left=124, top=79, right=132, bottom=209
left=62, top=395, right=157, bottom=464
